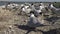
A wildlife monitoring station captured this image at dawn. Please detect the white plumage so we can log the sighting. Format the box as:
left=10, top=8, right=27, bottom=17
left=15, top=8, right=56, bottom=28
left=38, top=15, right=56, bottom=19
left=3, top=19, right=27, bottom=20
left=40, top=5, right=45, bottom=10
left=27, top=13, right=41, bottom=27
left=21, top=5, right=32, bottom=14
left=21, top=7, right=26, bottom=13
left=30, top=13, right=35, bottom=17
left=36, top=9, right=42, bottom=13
left=50, top=4, right=60, bottom=10
left=50, top=4, right=54, bottom=8
left=25, top=6, right=29, bottom=8
left=21, top=4, right=24, bottom=7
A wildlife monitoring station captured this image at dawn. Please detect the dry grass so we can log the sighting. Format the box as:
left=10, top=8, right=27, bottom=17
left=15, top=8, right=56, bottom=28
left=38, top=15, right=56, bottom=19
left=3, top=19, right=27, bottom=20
left=0, top=8, right=14, bottom=22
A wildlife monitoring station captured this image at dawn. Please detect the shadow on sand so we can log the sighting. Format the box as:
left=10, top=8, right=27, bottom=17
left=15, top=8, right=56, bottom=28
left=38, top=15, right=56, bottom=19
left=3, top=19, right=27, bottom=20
left=14, top=24, right=60, bottom=34
left=44, top=17, right=60, bottom=24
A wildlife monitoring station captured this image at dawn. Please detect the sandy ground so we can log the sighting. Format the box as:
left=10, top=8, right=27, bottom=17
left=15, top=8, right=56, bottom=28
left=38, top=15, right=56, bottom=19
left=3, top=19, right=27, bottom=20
left=0, top=6, right=60, bottom=34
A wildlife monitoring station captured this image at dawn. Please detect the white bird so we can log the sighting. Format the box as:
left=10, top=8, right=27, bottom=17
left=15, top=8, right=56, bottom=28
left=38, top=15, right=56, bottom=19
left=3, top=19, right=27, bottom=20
left=25, top=6, right=29, bottom=9
left=39, top=3, right=45, bottom=10
left=31, top=4, right=42, bottom=17
left=50, top=4, right=60, bottom=10
left=12, top=3, right=19, bottom=7
left=30, top=13, right=35, bottom=18
left=21, top=4, right=25, bottom=7
left=7, top=4, right=15, bottom=9
left=50, top=4, right=55, bottom=8
left=8, top=3, right=19, bottom=8
left=40, top=6, right=45, bottom=10
left=40, top=3, right=45, bottom=9
left=27, top=13, right=41, bottom=27
left=22, top=7, right=26, bottom=12
left=26, top=8, right=32, bottom=13
left=21, top=5, right=32, bottom=14
left=40, top=3, right=44, bottom=6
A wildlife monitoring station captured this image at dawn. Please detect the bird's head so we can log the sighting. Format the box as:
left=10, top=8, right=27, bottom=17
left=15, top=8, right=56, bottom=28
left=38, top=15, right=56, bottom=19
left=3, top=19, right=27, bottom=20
left=30, top=13, right=35, bottom=17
